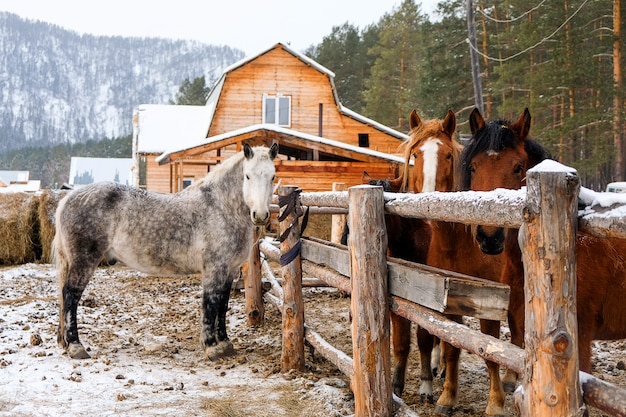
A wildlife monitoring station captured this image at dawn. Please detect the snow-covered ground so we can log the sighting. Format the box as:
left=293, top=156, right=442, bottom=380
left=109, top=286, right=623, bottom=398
left=2, top=263, right=626, bottom=417
left=0, top=264, right=353, bottom=417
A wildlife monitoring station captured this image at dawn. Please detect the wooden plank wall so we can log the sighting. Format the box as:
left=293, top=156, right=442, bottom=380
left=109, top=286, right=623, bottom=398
left=276, top=160, right=399, bottom=192
left=144, top=155, right=210, bottom=194
left=209, top=46, right=405, bottom=155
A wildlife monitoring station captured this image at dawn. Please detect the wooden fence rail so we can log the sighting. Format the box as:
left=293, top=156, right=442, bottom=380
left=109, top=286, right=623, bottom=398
left=254, top=160, right=626, bottom=417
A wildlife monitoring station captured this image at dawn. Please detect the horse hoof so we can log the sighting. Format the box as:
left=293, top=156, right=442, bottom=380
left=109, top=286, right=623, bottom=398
left=67, top=343, right=91, bottom=359
left=503, top=381, right=516, bottom=393
left=204, top=340, right=235, bottom=361
left=420, top=393, right=435, bottom=404
left=434, top=404, right=454, bottom=416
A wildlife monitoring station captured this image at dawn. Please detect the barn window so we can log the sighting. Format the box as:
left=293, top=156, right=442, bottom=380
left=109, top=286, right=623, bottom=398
left=358, top=133, right=370, bottom=147
left=182, top=177, right=194, bottom=189
left=263, top=94, right=291, bottom=126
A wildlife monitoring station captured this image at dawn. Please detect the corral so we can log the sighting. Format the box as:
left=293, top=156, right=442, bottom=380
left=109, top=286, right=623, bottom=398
left=248, top=160, right=626, bottom=417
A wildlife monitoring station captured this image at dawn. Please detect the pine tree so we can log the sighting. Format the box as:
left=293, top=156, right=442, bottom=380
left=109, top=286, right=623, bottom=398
left=363, top=0, right=429, bottom=129
left=170, top=76, right=210, bottom=105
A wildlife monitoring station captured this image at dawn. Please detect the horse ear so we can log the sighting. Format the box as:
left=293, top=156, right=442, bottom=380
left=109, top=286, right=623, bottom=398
left=511, top=108, right=531, bottom=142
left=442, top=109, right=456, bottom=137
left=469, top=108, right=485, bottom=135
left=269, top=142, right=279, bottom=159
left=244, top=143, right=253, bottom=159
left=409, top=109, right=421, bottom=130
left=362, top=171, right=373, bottom=183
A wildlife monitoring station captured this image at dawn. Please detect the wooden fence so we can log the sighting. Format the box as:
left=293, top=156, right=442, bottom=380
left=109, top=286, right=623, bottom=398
left=244, top=161, right=626, bottom=417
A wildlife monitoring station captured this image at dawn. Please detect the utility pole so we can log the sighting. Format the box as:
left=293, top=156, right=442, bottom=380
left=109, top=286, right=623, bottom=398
left=467, top=0, right=484, bottom=115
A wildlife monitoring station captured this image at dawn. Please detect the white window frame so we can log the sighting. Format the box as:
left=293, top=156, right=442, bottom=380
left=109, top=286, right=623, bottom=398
left=262, top=93, right=291, bottom=127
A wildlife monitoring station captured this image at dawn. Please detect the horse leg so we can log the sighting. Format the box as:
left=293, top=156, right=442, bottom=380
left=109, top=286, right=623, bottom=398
left=202, top=270, right=236, bottom=360
left=435, top=315, right=463, bottom=416
left=503, top=298, right=525, bottom=392
left=432, top=336, right=444, bottom=377
left=57, top=256, right=96, bottom=359
left=391, top=312, right=411, bottom=397
left=481, top=319, right=506, bottom=416
left=417, top=326, right=436, bottom=403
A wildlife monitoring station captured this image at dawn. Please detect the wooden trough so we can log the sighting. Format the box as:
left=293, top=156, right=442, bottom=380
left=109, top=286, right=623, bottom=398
left=242, top=161, right=626, bottom=417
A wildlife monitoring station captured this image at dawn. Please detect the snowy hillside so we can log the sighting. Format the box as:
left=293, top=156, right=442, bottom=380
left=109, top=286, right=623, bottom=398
left=0, top=12, right=245, bottom=152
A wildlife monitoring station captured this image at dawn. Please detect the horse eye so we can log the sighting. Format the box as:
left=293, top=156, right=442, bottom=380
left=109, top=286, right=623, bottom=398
left=446, top=153, right=452, bottom=160
left=514, top=164, right=523, bottom=174
left=413, top=153, right=418, bottom=159
left=468, top=165, right=476, bottom=174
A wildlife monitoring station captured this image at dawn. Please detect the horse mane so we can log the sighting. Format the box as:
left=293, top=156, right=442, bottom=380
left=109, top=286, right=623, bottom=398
left=460, top=118, right=550, bottom=191
left=400, top=118, right=463, bottom=192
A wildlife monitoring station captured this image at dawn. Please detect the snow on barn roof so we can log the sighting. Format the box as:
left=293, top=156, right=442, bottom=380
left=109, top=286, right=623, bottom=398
left=133, top=104, right=214, bottom=154
left=0, top=170, right=29, bottom=183
left=156, top=123, right=407, bottom=165
left=0, top=180, right=40, bottom=193
left=69, top=157, right=133, bottom=186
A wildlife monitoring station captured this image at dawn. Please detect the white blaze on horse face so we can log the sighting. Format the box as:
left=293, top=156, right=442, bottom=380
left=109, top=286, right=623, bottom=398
left=419, top=138, right=443, bottom=193
left=242, top=150, right=276, bottom=225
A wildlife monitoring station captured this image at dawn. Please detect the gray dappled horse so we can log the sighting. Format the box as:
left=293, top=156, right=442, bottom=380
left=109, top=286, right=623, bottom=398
left=54, top=143, right=278, bottom=360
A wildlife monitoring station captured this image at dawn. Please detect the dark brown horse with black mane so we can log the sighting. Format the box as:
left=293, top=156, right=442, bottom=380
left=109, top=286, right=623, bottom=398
left=462, top=108, right=626, bottom=389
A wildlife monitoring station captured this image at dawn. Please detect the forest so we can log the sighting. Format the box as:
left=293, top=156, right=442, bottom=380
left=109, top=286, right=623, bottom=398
left=1, top=0, right=623, bottom=189
left=305, top=0, right=625, bottom=189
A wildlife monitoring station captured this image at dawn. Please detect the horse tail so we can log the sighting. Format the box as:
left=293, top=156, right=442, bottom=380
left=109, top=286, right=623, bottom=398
left=52, top=195, right=72, bottom=295
left=52, top=195, right=70, bottom=347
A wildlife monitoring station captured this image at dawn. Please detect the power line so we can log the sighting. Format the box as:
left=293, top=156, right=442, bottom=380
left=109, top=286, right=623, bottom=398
left=478, top=0, right=547, bottom=23
left=467, top=0, right=590, bottom=62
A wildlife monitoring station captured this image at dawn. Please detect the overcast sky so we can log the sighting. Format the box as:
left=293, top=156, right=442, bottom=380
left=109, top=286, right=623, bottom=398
left=0, top=0, right=439, bottom=55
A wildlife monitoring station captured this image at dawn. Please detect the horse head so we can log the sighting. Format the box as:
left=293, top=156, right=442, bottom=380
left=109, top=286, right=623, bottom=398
left=401, top=109, right=461, bottom=193
left=242, top=143, right=279, bottom=226
left=461, top=108, right=550, bottom=254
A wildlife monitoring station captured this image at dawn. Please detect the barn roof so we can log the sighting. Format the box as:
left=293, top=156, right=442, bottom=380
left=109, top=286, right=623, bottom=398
left=133, top=104, right=213, bottom=154
left=204, top=42, right=408, bottom=141
left=156, top=124, right=407, bottom=165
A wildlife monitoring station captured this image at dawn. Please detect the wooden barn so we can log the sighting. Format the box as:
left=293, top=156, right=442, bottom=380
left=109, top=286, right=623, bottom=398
left=132, top=43, right=409, bottom=193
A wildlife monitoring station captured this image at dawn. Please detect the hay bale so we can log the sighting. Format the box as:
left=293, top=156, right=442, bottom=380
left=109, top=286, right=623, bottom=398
left=302, top=213, right=331, bottom=241
left=38, top=189, right=69, bottom=263
left=0, top=192, right=40, bottom=265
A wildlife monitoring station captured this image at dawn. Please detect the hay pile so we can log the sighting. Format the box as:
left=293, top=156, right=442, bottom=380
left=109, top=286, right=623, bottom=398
left=0, top=190, right=69, bottom=265
left=38, top=189, right=68, bottom=263
left=0, top=193, right=40, bottom=265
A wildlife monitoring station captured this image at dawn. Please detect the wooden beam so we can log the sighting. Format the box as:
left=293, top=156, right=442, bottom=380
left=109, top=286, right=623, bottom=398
left=301, top=237, right=510, bottom=321
left=348, top=185, right=393, bottom=417
left=242, top=229, right=264, bottom=326
left=517, top=164, right=583, bottom=416
left=278, top=185, right=305, bottom=373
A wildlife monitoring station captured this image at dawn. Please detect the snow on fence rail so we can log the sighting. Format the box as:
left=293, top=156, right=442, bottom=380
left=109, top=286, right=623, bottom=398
left=253, top=161, right=626, bottom=417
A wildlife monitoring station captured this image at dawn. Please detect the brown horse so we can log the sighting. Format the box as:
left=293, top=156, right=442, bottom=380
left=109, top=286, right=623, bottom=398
left=462, top=108, right=626, bottom=383
left=404, top=110, right=510, bottom=416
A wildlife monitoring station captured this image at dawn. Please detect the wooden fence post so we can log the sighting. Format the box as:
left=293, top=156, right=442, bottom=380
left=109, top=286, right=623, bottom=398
left=278, top=185, right=305, bottom=372
left=242, top=228, right=264, bottom=326
left=348, top=185, right=393, bottom=417
left=517, top=162, right=584, bottom=416
left=331, top=182, right=347, bottom=244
